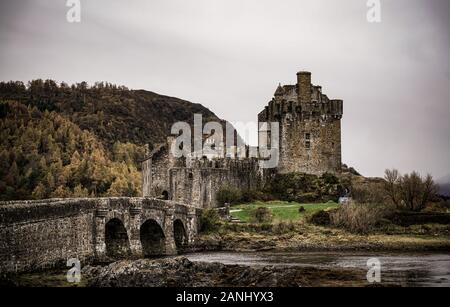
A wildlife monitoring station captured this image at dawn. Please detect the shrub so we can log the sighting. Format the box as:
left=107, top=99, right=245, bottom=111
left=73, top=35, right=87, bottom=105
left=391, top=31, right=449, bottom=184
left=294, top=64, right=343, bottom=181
left=199, top=209, right=221, bottom=233
left=215, top=185, right=242, bottom=206
left=321, top=173, right=339, bottom=184
left=266, top=172, right=349, bottom=203
left=298, top=206, right=305, bottom=213
left=424, top=200, right=450, bottom=213
left=351, top=184, right=387, bottom=204
left=330, top=202, right=394, bottom=234
left=272, top=221, right=296, bottom=234
left=251, top=207, right=273, bottom=224
left=388, top=211, right=450, bottom=226
left=222, top=222, right=273, bottom=233
left=307, top=210, right=332, bottom=226
left=240, top=189, right=273, bottom=203
left=299, top=192, right=320, bottom=203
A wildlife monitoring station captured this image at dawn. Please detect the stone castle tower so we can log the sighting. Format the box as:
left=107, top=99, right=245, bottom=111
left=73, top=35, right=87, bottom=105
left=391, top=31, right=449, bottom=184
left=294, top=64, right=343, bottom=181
left=258, top=71, right=343, bottom=175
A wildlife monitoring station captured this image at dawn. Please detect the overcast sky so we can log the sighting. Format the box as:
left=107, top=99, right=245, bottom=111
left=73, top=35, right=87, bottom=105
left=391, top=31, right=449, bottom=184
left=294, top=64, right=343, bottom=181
left=0, top=0, right=449, bottom=180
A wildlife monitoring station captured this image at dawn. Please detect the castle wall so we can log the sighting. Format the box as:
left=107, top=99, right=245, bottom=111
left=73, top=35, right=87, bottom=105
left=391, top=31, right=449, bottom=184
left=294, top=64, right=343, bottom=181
left=278, top=116, right=341, bottom=175
left=142, top=158, right=152, bottom=197
left=142, top=144, right=178, bottom=199
left=169, top=158, right=266, bottom=208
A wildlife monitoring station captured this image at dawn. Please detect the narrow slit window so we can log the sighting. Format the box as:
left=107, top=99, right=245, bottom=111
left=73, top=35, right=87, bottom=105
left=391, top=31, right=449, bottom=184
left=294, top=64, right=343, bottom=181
left=305, top=133, right=311, bottom=149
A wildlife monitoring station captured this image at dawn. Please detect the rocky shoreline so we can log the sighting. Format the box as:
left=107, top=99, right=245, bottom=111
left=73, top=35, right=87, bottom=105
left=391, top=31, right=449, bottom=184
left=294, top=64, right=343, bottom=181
left=82, top=257, right=367, bottom=287
left=190, top=228, right=450, bottom=254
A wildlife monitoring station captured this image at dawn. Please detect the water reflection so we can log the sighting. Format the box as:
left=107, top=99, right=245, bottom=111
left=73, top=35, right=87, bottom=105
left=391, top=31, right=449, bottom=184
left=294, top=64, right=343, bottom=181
left=185, top=251, right=450, bottom=287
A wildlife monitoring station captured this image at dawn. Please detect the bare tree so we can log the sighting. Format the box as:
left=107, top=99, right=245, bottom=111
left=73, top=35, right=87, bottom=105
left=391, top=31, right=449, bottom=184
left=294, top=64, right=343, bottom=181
left=400, top=172, right=423, bottom=211
left=384, top=169, right=400, bottom=207
left=384, top=169, right=438, bottom=212
left=420, top=174, right=439, bottom=211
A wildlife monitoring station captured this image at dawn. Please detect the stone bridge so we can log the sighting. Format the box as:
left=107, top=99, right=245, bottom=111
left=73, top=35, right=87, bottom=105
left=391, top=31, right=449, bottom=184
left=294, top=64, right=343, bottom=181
left=0, top=197, right=201, bottom=273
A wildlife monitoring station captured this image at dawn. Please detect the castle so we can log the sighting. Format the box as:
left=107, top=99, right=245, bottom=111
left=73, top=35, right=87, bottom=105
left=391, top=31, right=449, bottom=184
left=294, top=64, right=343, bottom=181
left=142, top=71, right=343, bottom=208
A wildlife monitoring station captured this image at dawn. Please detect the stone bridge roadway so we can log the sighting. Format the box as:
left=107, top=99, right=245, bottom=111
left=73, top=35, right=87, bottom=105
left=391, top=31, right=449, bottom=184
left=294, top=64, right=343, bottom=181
left=0, top=197, right=201, bottom=273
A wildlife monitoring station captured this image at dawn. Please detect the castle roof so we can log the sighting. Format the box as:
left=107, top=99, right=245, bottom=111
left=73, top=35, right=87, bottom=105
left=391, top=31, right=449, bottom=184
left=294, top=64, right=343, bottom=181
left=274, top=83, right=285, bottom=96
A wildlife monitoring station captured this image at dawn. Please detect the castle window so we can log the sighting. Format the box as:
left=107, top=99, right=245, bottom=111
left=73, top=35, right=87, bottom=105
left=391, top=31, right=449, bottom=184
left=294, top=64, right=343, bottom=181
left=288, top=102, right=293, bottom=112
left=305, top=133, right=311, bottom=150
left=162, top=191, right=169, bottom=200
left=188, top=172, right=193, bottom=179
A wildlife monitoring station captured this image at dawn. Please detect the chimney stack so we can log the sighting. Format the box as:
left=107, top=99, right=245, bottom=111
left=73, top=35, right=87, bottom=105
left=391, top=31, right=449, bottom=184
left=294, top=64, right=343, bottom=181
left=297, top=71, right=311, bottom=104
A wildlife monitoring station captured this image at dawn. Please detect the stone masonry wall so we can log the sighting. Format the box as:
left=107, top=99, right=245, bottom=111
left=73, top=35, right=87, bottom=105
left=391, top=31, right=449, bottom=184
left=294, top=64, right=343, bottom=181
left=278, top=116, right=341, bottom=175
left=170, top=158, right=266, bottom=208
left=0, top=198, right=97, bottom=273
left=142, top=143, right=178, bottom=198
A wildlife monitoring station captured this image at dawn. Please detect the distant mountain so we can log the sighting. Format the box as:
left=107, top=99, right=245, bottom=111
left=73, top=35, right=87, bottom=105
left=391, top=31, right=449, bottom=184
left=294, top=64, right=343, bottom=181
left=437, top=174, right=450, bottom=196
left=0, top=80, right=233, bottom=200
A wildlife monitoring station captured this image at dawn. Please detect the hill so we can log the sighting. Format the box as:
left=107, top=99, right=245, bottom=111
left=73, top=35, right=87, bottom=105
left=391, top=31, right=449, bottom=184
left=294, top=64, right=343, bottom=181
left=0, top=80, right=229, bottom=200
left=437, top=174, right=450, bottom=196
left=0, top=80, right=222, bottom=150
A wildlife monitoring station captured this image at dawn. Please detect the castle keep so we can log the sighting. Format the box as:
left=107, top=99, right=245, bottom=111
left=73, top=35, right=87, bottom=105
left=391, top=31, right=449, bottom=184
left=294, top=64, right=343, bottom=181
left=142, top=71, right=343, bottom=208
left=259, top=71, right=343, bottom=175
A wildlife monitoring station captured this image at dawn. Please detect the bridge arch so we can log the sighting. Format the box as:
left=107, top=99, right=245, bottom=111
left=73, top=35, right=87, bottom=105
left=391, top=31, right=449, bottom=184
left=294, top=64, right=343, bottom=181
left=105, top=218, right=131, bottom=259
left=173, top=219, right=188, bottom=251
left=140, top=219, right=166, bottom=257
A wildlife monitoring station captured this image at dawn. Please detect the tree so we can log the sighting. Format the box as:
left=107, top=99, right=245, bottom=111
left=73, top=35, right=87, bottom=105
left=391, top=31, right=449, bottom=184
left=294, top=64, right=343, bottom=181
left=107, top=176, right=131, bottom=197
left=215, top=185, right=242, bottom=206
left=32, top=183, right=47, bottom=199
left=51, top=185, right=70, bottom=198
left=5, top=161, right=19, bottom=187
left=384, top=169, right=400, bottom=207
left=384, top=169, right=438, bottom=212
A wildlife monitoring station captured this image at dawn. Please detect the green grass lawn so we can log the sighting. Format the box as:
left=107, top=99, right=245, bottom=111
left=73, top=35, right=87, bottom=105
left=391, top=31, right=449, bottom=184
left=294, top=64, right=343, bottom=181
left=230, top=201, right=338, bottom=223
